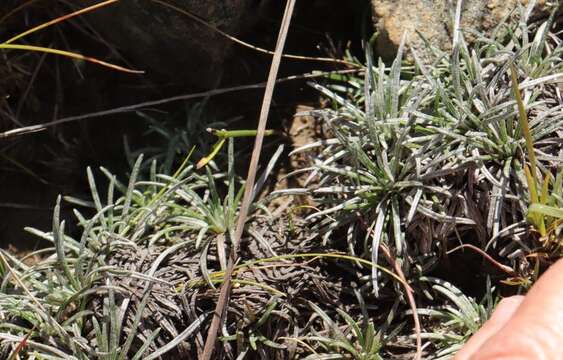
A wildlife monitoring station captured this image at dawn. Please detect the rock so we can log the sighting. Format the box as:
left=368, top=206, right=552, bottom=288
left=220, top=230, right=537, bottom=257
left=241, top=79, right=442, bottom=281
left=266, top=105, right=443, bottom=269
left=371, top=0, right=556, bottom=61
left=84, top=0, right=268, bottom=88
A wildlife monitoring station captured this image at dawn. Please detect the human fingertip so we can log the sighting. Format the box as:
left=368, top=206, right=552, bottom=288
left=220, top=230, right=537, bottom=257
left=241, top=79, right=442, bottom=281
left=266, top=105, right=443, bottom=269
left=454, top=296, right=524, bottom=360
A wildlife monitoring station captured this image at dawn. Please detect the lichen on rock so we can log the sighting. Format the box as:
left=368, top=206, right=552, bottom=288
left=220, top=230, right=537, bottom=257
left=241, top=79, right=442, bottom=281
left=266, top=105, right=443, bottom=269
left=371, top=0, right=556, bottom=61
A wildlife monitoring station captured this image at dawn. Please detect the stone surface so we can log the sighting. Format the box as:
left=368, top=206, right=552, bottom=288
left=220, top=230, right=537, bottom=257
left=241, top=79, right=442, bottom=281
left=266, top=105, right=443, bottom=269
left=371, top=0, right=555, bottom=61
left=84, top=0, right=267, bottom=88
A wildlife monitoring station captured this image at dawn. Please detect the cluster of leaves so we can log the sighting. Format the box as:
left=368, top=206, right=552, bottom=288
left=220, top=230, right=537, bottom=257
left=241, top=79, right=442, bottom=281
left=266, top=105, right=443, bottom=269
left=0, top=136, right=283, bottom=359
left=415, top=278, right=496, bottom=359
left=274, top=5, right=561, bottom=357
left=287, top=4, right=562, bottom=289
left=1, top=135, right=386, bottom=359
left=125, top=101, right=231, bottom=175
left=300, top=300, right=392, bottom=360
left=0, top=142, right=400, bottom=359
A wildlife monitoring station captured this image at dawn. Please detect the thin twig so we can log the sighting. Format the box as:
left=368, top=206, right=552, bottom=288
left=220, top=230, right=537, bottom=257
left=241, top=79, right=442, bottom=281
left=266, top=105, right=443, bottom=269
left=151, top=0, right=358, bottom=68
left=446, top=244, right=516, bottom=275
left=0, top=44, right=143, bottom=74
left=2, top=0, right=118, bottom=45
left=0, top=1, right=142, bottom=75
left=200, top=1, right=297, bottom=359
left=379, top=245, right=422, bottom=360
left=0, top=69, right=360, bottom=140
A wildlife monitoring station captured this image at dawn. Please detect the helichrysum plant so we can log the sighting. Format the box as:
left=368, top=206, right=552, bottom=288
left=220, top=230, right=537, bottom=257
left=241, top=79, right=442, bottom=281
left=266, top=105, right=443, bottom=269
left=0, top=137, right=284, bottom=358
left=415, top=277, right=496, bottom=360
left=285, top=4, right=562, bottom=295
left=302, top=302, right=385, bottom=360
